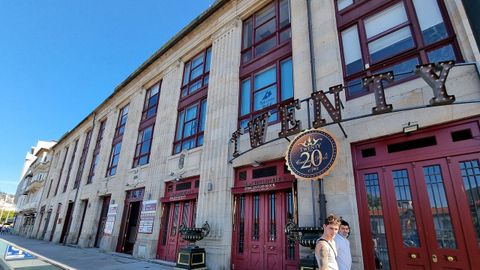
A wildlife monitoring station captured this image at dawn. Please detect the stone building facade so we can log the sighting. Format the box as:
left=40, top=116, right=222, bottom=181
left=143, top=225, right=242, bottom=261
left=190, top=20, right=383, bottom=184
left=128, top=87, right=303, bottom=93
left=26, top=0, right=480, bottom=269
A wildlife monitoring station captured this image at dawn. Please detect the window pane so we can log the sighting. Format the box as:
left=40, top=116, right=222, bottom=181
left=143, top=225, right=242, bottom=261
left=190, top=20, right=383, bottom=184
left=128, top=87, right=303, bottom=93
left=254, top=66, right=276, bottom=90
left=186, top=105, right=198, bottom=121
left=459, top=160, right=480, bottom=246
left=423, top=165, right=457, bottom=249
left=254, top=85, right=277, bottom=111
left=182, top=139, right=195, bottom=150
left=279, top=0, right=290, bottom=28
left=138, top=156, right=148, bottom=166
left=174, top=144, right=181, bottom=154
left=242, top=51, right=252, bottom=63
left=205, top=48, right=212, bottom=72
left=150, top=84, right=160, bottom=96
left=342, top=25, right=363, bottom=75
left=191, top=65, right=203, bottom=80
left=243, top=19, right=253, bottom=49
left=255, top=37, right=276, bottom=57
left=143, top=127, right=153, bottom=140
left=255, top=19, right=276, bottom=41
left=365, top=2, right=408, bottom=38
left=337, top=0, right=353, bottom=11
left=427, top=45, right=456, bottom=63
left=346, top=78, right=364, bottom=96
left=281, top=58, right=293, bottom=100
left=240, top=119, right=249, bottom=130
left=375, top=57, right=419, bottom=86
left=189, top=80, right=202, bottom=94
left=197, top=134, right=204, bottom=146
left=241, top=79, right=251, bottom=116
left=412, top=0, right=448, bottom=45
left=364, top=173, right=391, bottom=270
left=184, top=121, right=197, bottom=137
left=140, top=141, right=150, bottom=155
left=369, top=26, right=414, bottom=63
left=192, top=53, right=204, bottom=68
left=280, top=28, right=291, bottom=43
left=183, top=63, right=191, bottom=85
left=255, top=3, right=275, bottom=26
left=199, top=100, right=207, bottom=132
left=392, top=170, right=420, bottom=247
left=176, top=111, right=185, bottom=140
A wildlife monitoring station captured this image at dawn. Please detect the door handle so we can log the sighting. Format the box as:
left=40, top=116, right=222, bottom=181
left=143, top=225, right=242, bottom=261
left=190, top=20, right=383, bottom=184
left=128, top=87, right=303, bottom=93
left=447, top=256, right=455, bottom=262
left=432, top=254, right=438, bottom=263
left=409, top=253, right=417, bottom=259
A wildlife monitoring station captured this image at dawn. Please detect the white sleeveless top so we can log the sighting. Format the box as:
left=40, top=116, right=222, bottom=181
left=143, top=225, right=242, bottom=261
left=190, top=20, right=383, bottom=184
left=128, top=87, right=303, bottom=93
left=316, top=238, right=339, bottom=270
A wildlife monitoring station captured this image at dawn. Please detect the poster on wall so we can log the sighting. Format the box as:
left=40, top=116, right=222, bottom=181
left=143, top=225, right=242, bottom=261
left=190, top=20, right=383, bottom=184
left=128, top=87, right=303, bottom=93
left=103, top=204, right=118, bottom=236
left=138, top=200, right=157, bottom=234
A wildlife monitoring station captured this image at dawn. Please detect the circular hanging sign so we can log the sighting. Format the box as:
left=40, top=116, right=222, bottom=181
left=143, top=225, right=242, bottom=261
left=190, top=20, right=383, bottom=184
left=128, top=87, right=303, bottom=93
left=285, top=129, right=338, bottom=180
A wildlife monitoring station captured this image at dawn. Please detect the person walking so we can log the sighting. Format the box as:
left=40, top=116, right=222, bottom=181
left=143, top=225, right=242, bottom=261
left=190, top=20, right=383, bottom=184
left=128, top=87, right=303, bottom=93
left=334, top=219, right=352, bottom=270
left=315, top=214, right=341, bottom=270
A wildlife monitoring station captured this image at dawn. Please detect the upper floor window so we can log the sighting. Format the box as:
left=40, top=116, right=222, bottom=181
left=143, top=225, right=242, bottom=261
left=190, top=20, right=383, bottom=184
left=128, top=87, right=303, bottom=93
left=337, top=0, right=461, bottom=98
left=174, top=48, right=211, bottom=154
left=181, top=48, right=211, bottom=98
left=106, top=104, right=129, bottom=176
left=241, top=0, right=291, bottom=64
left=142, top=83, right=160, bottom=121
left=133, top=125, right=154, bottom=167
left=239, top=57, right=293, bottom=129
left=134, top=83, right=161, bottom=167
left=174, top=99, right=207, bottom=154
left=115, top=104, right=129, bottom=137
left=87, top=119, right=106, bottom=184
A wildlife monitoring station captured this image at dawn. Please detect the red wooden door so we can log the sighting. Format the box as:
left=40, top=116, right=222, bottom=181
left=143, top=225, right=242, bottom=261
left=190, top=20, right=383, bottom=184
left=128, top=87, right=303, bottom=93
left=359, top=157, right=479, bottom=269
left=158, top=199, right=196, bottom=261
left=232, top=190, right=298, bottom=270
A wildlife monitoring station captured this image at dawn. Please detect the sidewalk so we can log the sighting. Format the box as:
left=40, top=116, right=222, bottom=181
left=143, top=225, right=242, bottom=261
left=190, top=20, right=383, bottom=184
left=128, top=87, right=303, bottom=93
left=0, top=234, right=175, bottom=270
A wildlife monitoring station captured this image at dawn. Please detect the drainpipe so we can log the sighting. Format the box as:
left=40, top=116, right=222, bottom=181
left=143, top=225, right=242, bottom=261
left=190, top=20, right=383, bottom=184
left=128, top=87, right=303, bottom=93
left=306, top=0, right=326, bottom=226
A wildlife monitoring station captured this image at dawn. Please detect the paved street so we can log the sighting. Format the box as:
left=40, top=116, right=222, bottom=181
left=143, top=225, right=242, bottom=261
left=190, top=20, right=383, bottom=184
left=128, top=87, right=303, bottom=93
left=0, top=235, right=175, bottom=270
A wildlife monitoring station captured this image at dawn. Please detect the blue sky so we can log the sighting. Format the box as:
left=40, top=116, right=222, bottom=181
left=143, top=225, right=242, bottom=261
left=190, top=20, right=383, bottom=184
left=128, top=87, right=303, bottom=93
left=0, top=0, right=215, bottom=195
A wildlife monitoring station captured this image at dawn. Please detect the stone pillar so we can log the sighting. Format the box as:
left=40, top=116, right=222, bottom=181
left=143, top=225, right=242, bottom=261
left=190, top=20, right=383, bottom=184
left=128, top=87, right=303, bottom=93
left=196, top=19, right=241, bottom=269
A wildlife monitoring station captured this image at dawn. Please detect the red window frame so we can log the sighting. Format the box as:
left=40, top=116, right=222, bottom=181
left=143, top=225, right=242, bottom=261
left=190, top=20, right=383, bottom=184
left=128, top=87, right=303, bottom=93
left=87, top=119, right=106, bottom=184
left=335, top=0, right=463, bottom=99
left=106, top=104, right=129, bottom=176
left=241, top=0, right=291, bottom=65
left=63, top=139, right=78, bottom=192
left=141, top=82, right=160, bottom=122
left=173, top=47, right=211, bottom=154
left=133, top=83, right=161, bottom=167
left=238, top=57, right=293, bottom=129
left=180, top=47, right=211, bottom=99
left=133, top=125, right=154, bottom=168
left=239, top=0, right=293, bottom=128
left=73, top=129, right=92, bottom=189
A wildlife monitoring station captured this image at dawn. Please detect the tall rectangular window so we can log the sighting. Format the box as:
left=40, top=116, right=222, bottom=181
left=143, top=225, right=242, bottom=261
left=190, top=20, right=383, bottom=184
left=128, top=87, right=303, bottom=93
left=63, top=139, right=78, bottom=192
left=73, top=129, right=92, bottom=189
left=107, top=104, right=129, bottom=176
left=134, top=83, right=160, bottom=167
left=54, top=146, right=69, bottom=196
left=174, top=47, right=211, bottom=154
left=241, top=0, right=291, bottom=63
left=240, top=0, right=293, bottom=128
left=336, top=0, right=461, bottom=98
left=239, top=57, right=293, bottom=129
left=87, top=120, right=106, bottom=184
